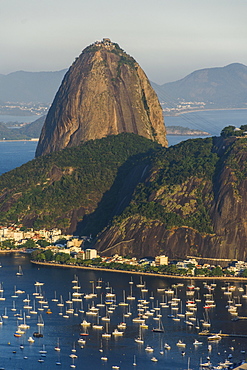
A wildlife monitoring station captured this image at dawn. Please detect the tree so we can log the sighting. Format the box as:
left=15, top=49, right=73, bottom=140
left=220, top=126, right=236, bottom=137
left=210, top=266, right=223, bottom=276
left=44, top=249, right=54, bottom=261
left=241, top=269, right=247, bottom=277
left=37, top=239, right=50, bottom=248
left=22, top=239, right=36, bottom=249
left=0, top=239, right=16, bottom=249
left=240, top=125, right=247, bottom=132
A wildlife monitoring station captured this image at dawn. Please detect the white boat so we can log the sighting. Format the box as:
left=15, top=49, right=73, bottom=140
left=112, top=328, right=124, bottom=336
left=57, top=295, right=64, bottom=307
left=133, top=355, right=137, bottom=366
left=102, top=322, right=111, bottom=338
left=164, top=343, right=171, bottom=350
left=118, top=290, right=129, bottom=306
left=11, top=300, right=17, bottom=311
left=118, top=319, right=127, bottom=327
left=200, top=360, right=212, bottom=367
left=151, top=357, right=158, bottom=362
left=136, top=276, right=145, bottom=288
left=193, top=339, right=203, bottom=345
left=92, top=314, right=104, bottom=330
left=16, top=265, right=23, bottom=276
left=135, top=325, right=144, bottom=344
left=28, top=336, right=35, bottom=343
left=0, top=284, right=5, bottom=301
left=39, top=344, right=47, bottom=354
left=54, top=338, right=61, bottom=351
left=18, top=313, right=30, bottom=329
left=34, top=281, right=44, bottom=286
left=52, top=290, right=58, bottom=302
left=207, top=332, right=221, bottom=341
left=30, top=300, right=37, bottom=315
left=127, top=284, right=135, bottom=300
left=2, top=307, right=8, bottom=319
left=176, top=340, right=186, bottom=347
left=152, top=316, right=165, bottom=333
left=80, top=319, right=91, bottom=327
left=145, top=345, right=154, bottom=352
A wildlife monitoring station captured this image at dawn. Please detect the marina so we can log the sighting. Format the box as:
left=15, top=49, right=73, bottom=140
left=0, top=254, right=246, bottom=369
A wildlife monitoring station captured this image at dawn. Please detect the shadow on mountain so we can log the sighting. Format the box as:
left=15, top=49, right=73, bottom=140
left=74, top=149, right=155, bottom=238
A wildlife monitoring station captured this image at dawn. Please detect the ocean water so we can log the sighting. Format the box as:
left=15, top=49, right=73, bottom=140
left=0, top=109, right=246, bottom=175
left=0, top=253, right=246, bottom=370
left=0, top=114, right=41, bottom=124
left=165, top=108, right=247, bottom=137
left=0, top=141, right=37, bottom=175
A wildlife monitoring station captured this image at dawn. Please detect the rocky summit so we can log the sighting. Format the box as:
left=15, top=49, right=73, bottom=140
left=35, top=38, right=167, bottom=157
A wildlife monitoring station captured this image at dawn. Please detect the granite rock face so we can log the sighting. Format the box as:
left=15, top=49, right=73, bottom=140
left=94, top=137, right=247, bottom=261
left=36, top=39, right=167, bottom=157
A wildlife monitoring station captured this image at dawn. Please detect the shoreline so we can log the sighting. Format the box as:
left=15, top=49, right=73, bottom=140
left=164, top=107, right=247, bottom=117
left=30, top=260, right=247, bottom=281
left=0, top=138, right=39, bottom=142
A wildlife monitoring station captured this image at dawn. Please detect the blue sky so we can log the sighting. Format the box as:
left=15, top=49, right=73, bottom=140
left=0, top=0, right=246, bottom=84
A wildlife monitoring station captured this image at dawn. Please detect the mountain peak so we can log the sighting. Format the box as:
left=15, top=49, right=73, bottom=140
left=35, top=40, right=167, bottom=157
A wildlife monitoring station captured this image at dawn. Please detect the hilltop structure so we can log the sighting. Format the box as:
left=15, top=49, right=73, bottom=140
left=36, top=38, right=167, bottom=157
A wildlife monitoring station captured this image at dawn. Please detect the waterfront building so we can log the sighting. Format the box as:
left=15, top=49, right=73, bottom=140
left=85, top=249, right=98, bottom=260
left=155, top=255, right=168, bottom=266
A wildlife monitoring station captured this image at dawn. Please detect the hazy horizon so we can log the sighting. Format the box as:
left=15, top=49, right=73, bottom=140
left=1, top=0, right=246, bottom=84
left=1, top=62, right=246, bottom=87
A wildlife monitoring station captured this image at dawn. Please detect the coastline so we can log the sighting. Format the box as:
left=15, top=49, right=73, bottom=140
left=30, top=260, right=247, bottom=282
left=164, top=107, right=247, bottom=117
left=0, top=138, right=39, bottom=142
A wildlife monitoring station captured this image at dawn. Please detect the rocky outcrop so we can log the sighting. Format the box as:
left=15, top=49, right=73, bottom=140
left=94, top=137, right=247, bottom=260
left=35, top=39, right=167, bottom=157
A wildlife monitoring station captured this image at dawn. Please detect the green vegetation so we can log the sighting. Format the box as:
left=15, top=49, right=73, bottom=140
left=225, top=138, right=247, bottom=182
left=0, top=133, right=160, bottom=231
left=166, top=126, right=209, bottom=135
left=1, top=131, right=246, bottom=245
left=0, top=116, right=44, bottom=141
left=114, top=138, right=218, bottom=234
left=30, top=250, right=235, bottom=278
left=221, top=125, right=247, bottom=138
left=0, top=239, right=18, bottom=250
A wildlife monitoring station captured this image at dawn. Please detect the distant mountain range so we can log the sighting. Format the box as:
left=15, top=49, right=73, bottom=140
left=0, top=63, right=246, bottom=111
left=0, top=69, right=67, bottom=103
left=152, top=63, right=247, bottom=111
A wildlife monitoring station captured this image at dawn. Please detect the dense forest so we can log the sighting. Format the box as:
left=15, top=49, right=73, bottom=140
left=0, top=133, right=159, bottom=231
left=113, top=137, right=218, bottom=234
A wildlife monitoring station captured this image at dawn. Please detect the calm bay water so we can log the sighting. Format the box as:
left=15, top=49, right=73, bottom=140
left=0, top=141, right=37, bottom=175
left=0, top=115, right=41, bottom=124
left=0, top=254, right=246, bottom=369
left=165, top=108, right=247, bottom=146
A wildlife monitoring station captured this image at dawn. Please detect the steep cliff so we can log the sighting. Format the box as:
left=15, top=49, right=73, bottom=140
left=94, top=137, right=247, bottom=260
left=35, top=39, right=167, bottom=157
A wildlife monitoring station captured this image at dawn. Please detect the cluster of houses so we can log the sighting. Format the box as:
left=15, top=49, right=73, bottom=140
left=161, top=100, right=206, bottom=115
left=1, top=226, right=247, bottom=274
